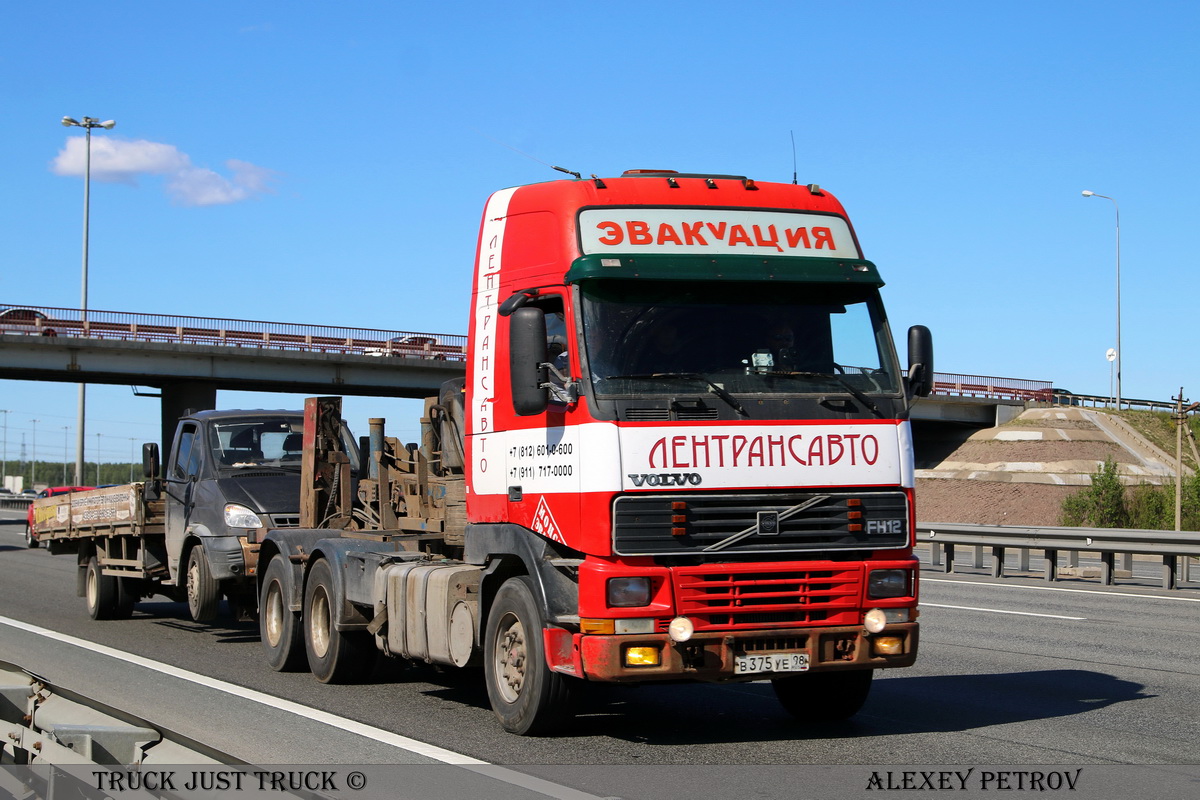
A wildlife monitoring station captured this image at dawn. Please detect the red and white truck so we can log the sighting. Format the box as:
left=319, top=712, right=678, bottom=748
left=258, top=169, right=933, bottom=734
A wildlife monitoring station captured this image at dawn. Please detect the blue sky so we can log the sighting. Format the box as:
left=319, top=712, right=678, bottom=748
left=3, top=1, right=1199, bottom=470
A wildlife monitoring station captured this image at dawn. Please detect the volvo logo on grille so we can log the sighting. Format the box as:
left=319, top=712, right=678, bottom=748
left=628, top=473, right=703, bottom=487
left=757, top=511, right=780, bottom=535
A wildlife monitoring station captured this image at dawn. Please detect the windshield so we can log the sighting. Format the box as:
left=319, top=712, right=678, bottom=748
left=581, top=280, right=899, bottom=398
left=208, top=417, right=305, bottom=468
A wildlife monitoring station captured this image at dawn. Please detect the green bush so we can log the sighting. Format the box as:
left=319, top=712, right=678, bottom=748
left=1061, top=458, right=1200, bottom=530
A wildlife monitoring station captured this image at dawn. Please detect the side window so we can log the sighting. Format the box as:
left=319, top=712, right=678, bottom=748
left=172, top=425, right=197, bottom=479
left=184, top=429, right=205, bottom=476
left=533, top=295, right=571, bottom=403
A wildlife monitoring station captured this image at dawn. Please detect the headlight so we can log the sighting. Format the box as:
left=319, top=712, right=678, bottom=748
left=224, top=503, right=262, bottom=529
left=868, top=569, right=911, bottom=598
left=607, top=576, right=651, bottom=608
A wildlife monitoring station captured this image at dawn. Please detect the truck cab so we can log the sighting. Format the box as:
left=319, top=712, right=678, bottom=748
left=159, top=410, right=311, bottom=620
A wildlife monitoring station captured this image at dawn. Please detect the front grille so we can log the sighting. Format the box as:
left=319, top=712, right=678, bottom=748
left=612, top=490, right=908, bottom=556
left=270, top=514, right=301, bottom=528
left=675, top=564, right=862, bottom=631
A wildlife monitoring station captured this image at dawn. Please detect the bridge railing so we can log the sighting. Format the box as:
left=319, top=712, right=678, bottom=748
left=0, top=304, right=467, bottom=361
left=931, top=372, right=1054, bottom=402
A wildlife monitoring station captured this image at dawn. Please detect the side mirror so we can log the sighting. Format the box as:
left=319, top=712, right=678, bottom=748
left=906, top=325, right=934, bottom=398
left=510, top=307, right=549, bottom=416
left=142, top=442, right=161, bottom=480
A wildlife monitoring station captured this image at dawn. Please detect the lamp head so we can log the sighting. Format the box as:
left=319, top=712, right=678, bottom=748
left=61, top=116, right=79, bottom=127
left=1081, top=190, right=1095, bottom=197
left=99, top=120, right=116, bottom=129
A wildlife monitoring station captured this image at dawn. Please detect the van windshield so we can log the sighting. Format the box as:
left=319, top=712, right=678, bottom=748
left=208, top=418, right=305, bottom=468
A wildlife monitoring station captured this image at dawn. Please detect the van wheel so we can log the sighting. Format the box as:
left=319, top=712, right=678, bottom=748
left=186, top=545, right=221, bottom=622
left=85, top=556, right=134, bottom=620
left=303, top=558, right=376, bottom=683
left=772, top=669, right=874, bottom=722
left=484, top=576, right=575, bottom=735
left=24, top=524, right=38, bottom=548
left=260, top=555, right=305, bottom=671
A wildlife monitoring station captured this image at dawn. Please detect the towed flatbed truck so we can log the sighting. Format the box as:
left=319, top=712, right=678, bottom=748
left=34, top=409, right=325, bottom=621
left=258, top=169, right=933, bottom=735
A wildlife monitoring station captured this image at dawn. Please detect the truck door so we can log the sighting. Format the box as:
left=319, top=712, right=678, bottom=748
left=164, top=422, right=202, bottom=582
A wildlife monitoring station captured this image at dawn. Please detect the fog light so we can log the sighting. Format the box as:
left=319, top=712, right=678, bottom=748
left=624, top=646, right=661, bottom=667
left=668, top=616, right=694, bottom=643
left=864, top=608, right=888, bottom=634
left=873, top=636, right=904, bottom=656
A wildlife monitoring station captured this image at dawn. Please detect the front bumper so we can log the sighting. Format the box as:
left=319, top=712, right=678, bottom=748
left=569, top=622, right=918, bottom=683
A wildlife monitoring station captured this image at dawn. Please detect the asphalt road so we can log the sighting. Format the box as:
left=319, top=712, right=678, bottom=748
left=2, top=509, right=1198, bottom=799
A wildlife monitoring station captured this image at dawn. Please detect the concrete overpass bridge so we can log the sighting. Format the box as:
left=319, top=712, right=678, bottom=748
left=2, top=303, right=1055, bottom=451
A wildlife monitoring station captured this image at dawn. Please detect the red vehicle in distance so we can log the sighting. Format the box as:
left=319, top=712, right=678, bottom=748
left=25, top=486, right=94, bottom=548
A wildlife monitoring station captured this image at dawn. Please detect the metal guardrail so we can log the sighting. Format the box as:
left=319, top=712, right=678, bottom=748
left=0, top=660, right=233, bottom=765
left=0, top=497, right=32, bottom=511
left=1048, top=389, right=1183, bottom=413
left=0, top=303, right=467, bottom=361
left=919, top=521, right=1200, bottom=590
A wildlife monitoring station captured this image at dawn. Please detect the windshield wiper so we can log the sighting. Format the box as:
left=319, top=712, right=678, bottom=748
left=769, top=371, right=884, bottom=418
left=604, top=373, right=749, bottom=417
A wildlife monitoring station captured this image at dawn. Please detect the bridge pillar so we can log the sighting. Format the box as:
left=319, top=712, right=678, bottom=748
left=160, top=381, right=217, bottom=453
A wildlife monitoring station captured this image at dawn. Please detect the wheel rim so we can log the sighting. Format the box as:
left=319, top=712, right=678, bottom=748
left=493, top=610, right=527, bottom=704
left=86, top=564, right=97, bottom=609
left=187, top=558, right=201, bottom=610
left=264, top=581, right=284, bottom=648
left=309, top=586, right=331, bottom=658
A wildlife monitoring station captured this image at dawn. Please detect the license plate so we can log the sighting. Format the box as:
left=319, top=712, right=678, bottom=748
left=734, top=652, right=810, bottom=675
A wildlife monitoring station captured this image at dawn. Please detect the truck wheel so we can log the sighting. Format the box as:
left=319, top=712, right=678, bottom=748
left=85, top=556, right=134, bottom=620
left=772, top=669, right=874, bottom=722
left=260, top=555, right=305, bottom=671
left=186, top=545, right=221, bottom=622
left=24, top=524, right=38, bottom=549
left=484, top=576, right=575, bottom=735
left=303, top=558, right=376, bottom=683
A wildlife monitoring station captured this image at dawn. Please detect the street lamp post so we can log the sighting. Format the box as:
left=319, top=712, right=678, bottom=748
left=61, top=115, right=115, bottom=485
left=30, top=419, right=39, bottom=488
left=1082, top=190, right=1121, bottom=409
left=1, top=409, right=8, bottom=490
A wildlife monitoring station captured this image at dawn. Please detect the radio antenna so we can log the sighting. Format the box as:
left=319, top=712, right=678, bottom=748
left=470, top=127, right=581, bottom=178
left=790, top=130, right=798, bottom=184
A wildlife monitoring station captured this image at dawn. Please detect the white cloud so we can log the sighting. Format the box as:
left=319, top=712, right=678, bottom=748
left=52, top=137, right=277, bottom=207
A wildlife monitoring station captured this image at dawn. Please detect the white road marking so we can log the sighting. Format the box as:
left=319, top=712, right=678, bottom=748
left=923, top=577, right=1200, bottom=602
left=920, top=603, right=1086, bottom=620
left=1, top=615, right=618, bottom=799
left=0, top=614, right=482, bottom=763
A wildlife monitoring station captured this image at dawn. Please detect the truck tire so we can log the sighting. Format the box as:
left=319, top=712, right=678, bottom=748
left=260, top=555, right=305, bottom=671
left=24, top=524, right=38, bottom=549
left=186, top=544, right=221, bottom=622
left=484, top=576, right=575, bottom=735
left=85, top=556, right=135, bottom=620
left=303, top=558, right=376, bottom=683
left=772, top=669, right=874, bottom=722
